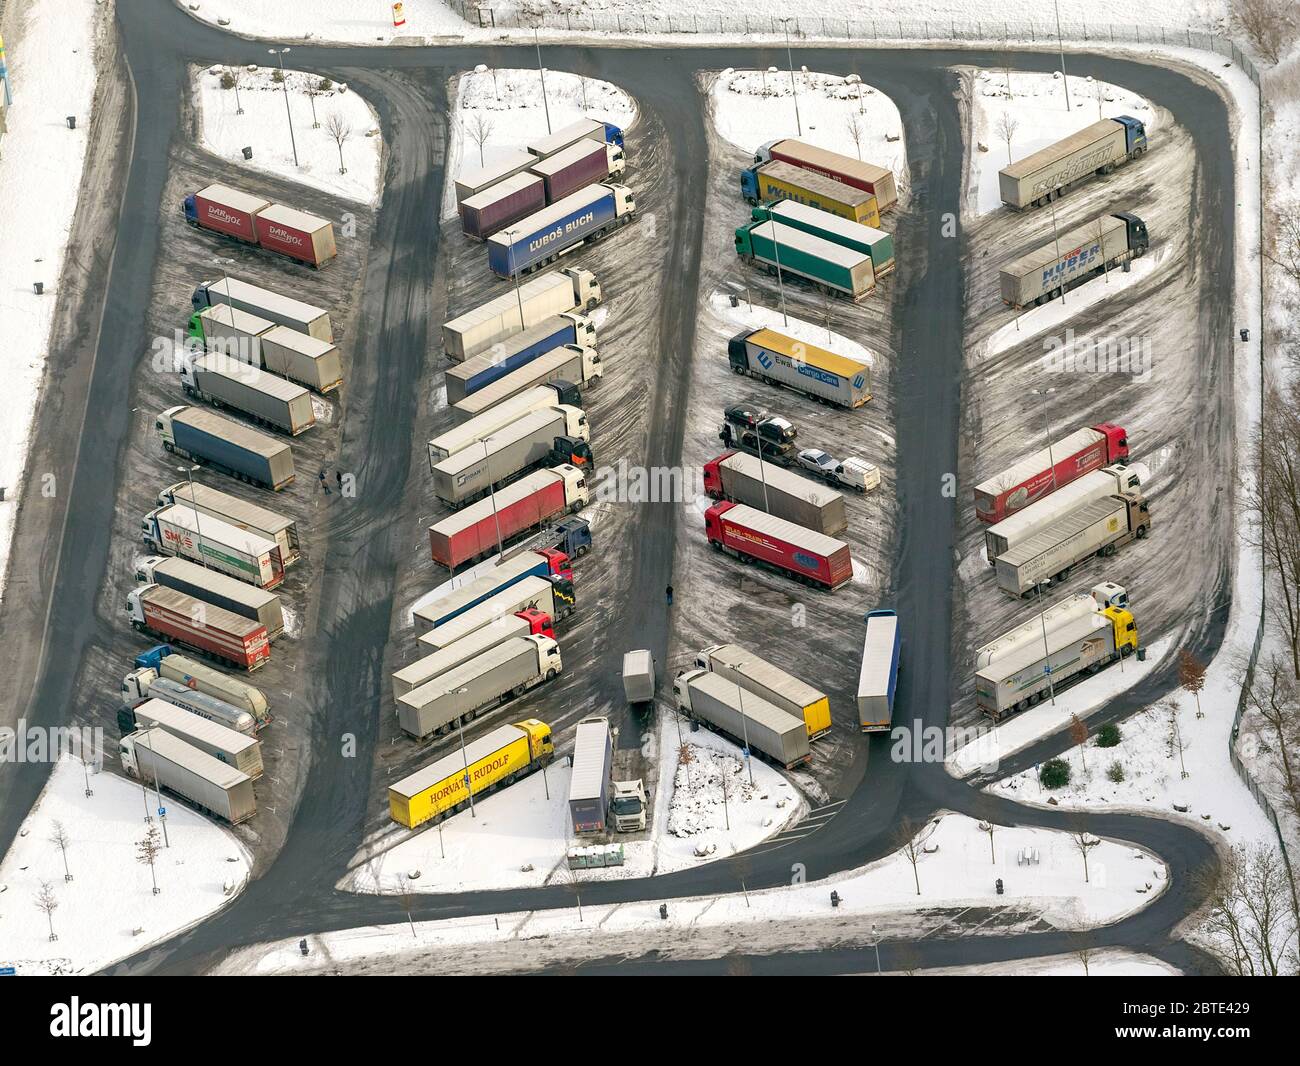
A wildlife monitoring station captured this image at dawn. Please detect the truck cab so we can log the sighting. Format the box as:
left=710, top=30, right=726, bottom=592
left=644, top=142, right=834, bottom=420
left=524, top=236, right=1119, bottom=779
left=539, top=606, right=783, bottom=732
left=739, top=166, right=762, bottom=205
left=551, top=435, right=594, bottom=472
left=556, top=463, right=590, bottom=511
left=181, top=193, right=199, bottom=225
left=672, top=668, right=708, bottom=713
left=1112, top=115, right=1147, bottom=155
left=611, top=779, right=647, bottom=832
left=536, top=547, right=574, bottom=583
left=516, top=608, right=555, bottom=639
left=561, top=312, right=598, bottom=349
left=134, top=555, right=168, bottom=584
left=121, top=667, right=158, bottom=704
left=513, top=717, right=555, bottom=763
left=567, top=267, right=602, bottom=311
left=610, top=183, right=636, bottom=219
left=1113, top=211, right=1150, bottom=257
left=154, top=406, right=186, bottom=451
left=124, top=588, right=149, bottom=628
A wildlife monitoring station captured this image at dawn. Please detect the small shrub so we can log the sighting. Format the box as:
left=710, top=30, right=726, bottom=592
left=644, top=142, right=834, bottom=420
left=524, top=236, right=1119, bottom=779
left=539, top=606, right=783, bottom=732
left=1039, top=758, right=1071, bottom=790
left=1096, top=722, right=1122, bottom=748
left=271, top=69, right=285, bottom=84
left=318, top=77, right=333, bottom=92
left=219, top=71, right=236, bottom=90
left=1106, top=761, right=1125, bottom=784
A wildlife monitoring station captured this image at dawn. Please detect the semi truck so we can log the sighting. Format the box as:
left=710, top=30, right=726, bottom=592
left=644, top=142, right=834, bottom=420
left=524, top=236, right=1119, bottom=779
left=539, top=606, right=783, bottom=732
left=135, top=555, right=285, bottom=639
left=258, top=325, right=344, bottom=394
left=751, top=200, right=895, bottom=276
left=389, top=719, right=554, bottom=828
left=141, top=504, right=285, bottom=590
left=703, top=450, right=847, bottom=537
left=127, top=586, right=271, bottom=672
left=188, top=302, right=274, bottom=364
left=428, top=465, right=589, bottom=570
left=975, top=589, right=1139, bottom=719
left=705, top=501, right=853, bottom=590
left=974, top=423, right=1130, bottom=523
left=125, top=698, right=263, bottom=779
left=393, top=610, right=554, bottom=699
left=120, top=726, right=256, bottom=825
left=672, top=669, right=812, bottom=768
left=693, top=643, right=832, bottom=740
left=529, top=139, right=619, bottom=204
left=431, top=384, right=584, bottom=462
left=569, top=716, right=613, bottom=834
left=753, top=138, right=899, bottom=212
left=157, top=480, right=300, bottom=568
left=430, top=406, right=592, bottom=508
left=129, top=645, right=271, bottom=726
left=857, top=609, right=900, bottom=732
left=156, top=406, right=295, bottom=492
left=734, top=220, right=876, bottom=302
left=191, top=275, right=333, bottom=341
left=622, top=649, right=656, bottom=709
left=412, top=547, right=572, bottom=632
left=740, top=160, right=881, bottom=226
left=976, top=582, right=1129, bottom=670
left=442, top=267, right=601, bottom=362
left=182, top=184, right=337, bottom=267
left=984, top=462, right=1149, bottom=563
left=507, top=515, right=592, bottom=562
left=179, top=352, right=315, bottom=436
left=454, top=150, right=538, bottom=203
left=994, top=491, right=1152, bottom=597
left=396, top=635, right=563, bottom=739
left=999, top=115, right=1148, bottom=210
left=527, top=118, right=626, bottom=157
left=460, top=171, right=547, bottom=241
left=1000, top=212, right=1150, bottom=308
left=445, top=313, right=596, bottom=403
left=728, top=327, right=872, bottom=407
left=487, top=183, right=637, bottom=279
left=121, top=673, right=257, bottom=736
left=452, top=350, right=596, bottom=423
left=420, top=574, right=574, bottom=650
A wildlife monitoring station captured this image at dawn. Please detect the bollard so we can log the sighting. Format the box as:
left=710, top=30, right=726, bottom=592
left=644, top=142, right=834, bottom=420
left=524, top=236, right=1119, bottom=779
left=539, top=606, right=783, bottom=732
left=299, top=938, right=309, bottom=956
left=33, top=282, right=43, bottom=295
left=830, top=890, right=841, bottom=908
left=995, top=878, right=1004, bottom=895
left=1137, top=647, right=1147, bottom=662
left=1240, top=328, right=1249, bottom=342
left=659, top=904, right=668, bottom=920
left=729, top=294, right=739, bottom=307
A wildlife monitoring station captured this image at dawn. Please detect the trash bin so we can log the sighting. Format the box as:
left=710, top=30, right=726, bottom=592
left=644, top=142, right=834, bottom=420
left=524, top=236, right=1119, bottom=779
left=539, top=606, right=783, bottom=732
left=66, top=116, right=76, bottom=130
left=1137, top=647, right=1147, bottom=662
left=242, top=146, right=253, bottom=160
left=1240, top=328, right=1250, bottom=342
left=33, top=282, right=43, bottom=295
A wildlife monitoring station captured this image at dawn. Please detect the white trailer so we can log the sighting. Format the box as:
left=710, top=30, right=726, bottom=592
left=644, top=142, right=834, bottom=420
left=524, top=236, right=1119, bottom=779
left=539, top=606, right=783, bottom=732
left=394, top=613, right=549, bottom=699
left=142, top=504, right=284, bottom=589
left=192, top=275, right=333, bottom=341
left=430, top=387, right=582, bottom=463
left=119, top=726, right=256, bottom=824
left=156, top=480, right=300, bottom=568
left=130, top=697, right=263, bottom=778
left=451, top=346, right=601, bottom=422
left=442, top=268, right=601, bottom=362
left=258, top=325, right=343, bottom=393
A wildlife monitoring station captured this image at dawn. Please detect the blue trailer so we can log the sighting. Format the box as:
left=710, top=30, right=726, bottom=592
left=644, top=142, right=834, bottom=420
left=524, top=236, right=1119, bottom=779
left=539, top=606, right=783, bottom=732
left=155, top=405, right=296, bottom=491
left=445, top=313, right=596, bottom=403
left=568, top=715, right=613, bottom=834
left=412, top=549, right=571, bottom=633
left=856, top=609, right=900, bottom=732
left=486, top=183, right=636, bottom=279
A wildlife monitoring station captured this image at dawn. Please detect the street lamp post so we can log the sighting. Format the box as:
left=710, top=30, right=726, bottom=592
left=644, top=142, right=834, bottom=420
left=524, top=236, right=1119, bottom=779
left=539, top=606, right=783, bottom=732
left=1052, top=0, right=1071, bottom=112
left=1035, top=580, right=1057, bottom=705
left=778, top=18, right=802, bottom=136
left=455, top=688, right=476, bottom=819
left=769, top=222, right=790, bottom=327
left=180, top=464, right=207, bottom=570
left=533, top=29, right=551, bottom=134
left=733, top=673, right=755, bottom=786
left=845, top=73, right=864, bottom=113
left=871, top=923, right=882, bottom=973
left=267, top=48, right=300, bottom=167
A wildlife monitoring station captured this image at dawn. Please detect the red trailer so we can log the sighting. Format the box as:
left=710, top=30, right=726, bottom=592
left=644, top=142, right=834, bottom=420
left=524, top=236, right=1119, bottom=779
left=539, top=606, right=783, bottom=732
left=428, top=466, right=589, bottom=570
left=188, top=184, right=270, bottom=243
left=256, top=203, right=338, bottom=267
left=529, top=140, right=609, bottom=203
left=460, top=172, right=547, bottom=240
left=128, top=585, right=270, bottom=672
left=974, top=422, right=1130, bottom=523
left=705, top=501, right=853, bottom=590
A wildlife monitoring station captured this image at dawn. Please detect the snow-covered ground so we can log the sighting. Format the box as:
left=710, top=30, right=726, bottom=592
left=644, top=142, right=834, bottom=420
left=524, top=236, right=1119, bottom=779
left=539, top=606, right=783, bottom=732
left=966, top=69, right=1158, bottom=215
left=0, top=0, right=103, bottom=607
left=707, top=69, right=906, bottom=200
left=921, top=949, right=1179, bottom=976
left=227, top=812, right=1168, bottom=974
left=707, top=291, right=879, bottom=368
left=0, top=756, right=251, bottom=975
left=193, top=64, right=383, bottom=205
left=443, top=68, right=638, bottom=220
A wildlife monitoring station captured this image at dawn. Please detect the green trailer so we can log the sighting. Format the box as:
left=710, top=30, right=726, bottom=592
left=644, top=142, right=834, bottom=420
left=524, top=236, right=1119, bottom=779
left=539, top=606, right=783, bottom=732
left=751, top=201, right=895, bottom=276
left=734, top=219, right=875, bottom=301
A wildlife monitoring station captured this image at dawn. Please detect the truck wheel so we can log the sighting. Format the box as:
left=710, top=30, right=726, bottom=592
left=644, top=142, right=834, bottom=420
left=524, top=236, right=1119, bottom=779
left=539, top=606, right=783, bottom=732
left=575, top=545, right=589, bottom=557
left=1121, top=644, right=1134, bottom=657
left=545, top=668, right=557, bottom=680
left=163, top=442, right=175, bottom=453
left=512, top=684, right=525, bottom=698
left=1136, top=525, right=1148, bottom=539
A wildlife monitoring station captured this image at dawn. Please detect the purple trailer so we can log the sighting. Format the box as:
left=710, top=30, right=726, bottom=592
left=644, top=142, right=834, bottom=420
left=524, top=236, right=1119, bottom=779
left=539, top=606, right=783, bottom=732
left=529, top=140, right=610, bottom=204
left=460, top=172, right=547, bottom=241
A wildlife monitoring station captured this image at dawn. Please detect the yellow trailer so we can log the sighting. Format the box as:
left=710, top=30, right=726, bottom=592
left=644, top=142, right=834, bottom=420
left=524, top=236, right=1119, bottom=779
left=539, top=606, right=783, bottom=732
left=753, top=161, right=881, bottom=227
left=388, top=719, right=554, bottom=828
left=693, top=643, right=833, bottom=741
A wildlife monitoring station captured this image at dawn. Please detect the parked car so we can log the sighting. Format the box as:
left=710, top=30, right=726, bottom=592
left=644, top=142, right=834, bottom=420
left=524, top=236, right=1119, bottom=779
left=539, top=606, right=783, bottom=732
left=796, top=448, right=880, bottom=493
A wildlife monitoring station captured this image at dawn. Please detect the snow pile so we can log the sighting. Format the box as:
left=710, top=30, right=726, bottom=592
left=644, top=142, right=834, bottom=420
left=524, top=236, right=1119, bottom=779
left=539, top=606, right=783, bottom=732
left=929, top=950, right=1179, bottom=976
left=0, top=756, right=251, bottom=975
left=666, top=747, right=764, bottom=840
left=194, top=65, right=384, bottom=205
left=708, top=291, right=878, bottom=368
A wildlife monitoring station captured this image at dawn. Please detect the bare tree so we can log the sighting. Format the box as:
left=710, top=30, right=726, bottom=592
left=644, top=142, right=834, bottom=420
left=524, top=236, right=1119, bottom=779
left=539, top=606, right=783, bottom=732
left=1266, top=201, right=1300, bottom=292
left=467, top=111, right=495, bottom=168
left=1180, top=649, right=1208, bottom=719
left=844, top=113, right=865, bottom=161
left=325, top=112, right=353, bottom=175
left=50, top=820, right=73, bottom=882
left=1242, top=652, right=1300, bottom=821
left=1067, top=818, right=1097, bottom=883
left=35, top=880, right=59, bottom=942
left=893, top=817, right=937, bottom=896
left=557, top=866, right=585, bottom=922
left=892, top=942, right=923, bottom=975
left=1164, top=696, right=1190, bottom=778
left=1070, top=928, right=1098, bottom=975
left=137, top=825, right=162, bottom=895
left=1194, top=843, right=1297, bottom=976
left=995, top=111, right=1019, bottom=165
left=1228, top=0, right=1297, bottom=65
left=1068, top=714, right=1089, bottom=773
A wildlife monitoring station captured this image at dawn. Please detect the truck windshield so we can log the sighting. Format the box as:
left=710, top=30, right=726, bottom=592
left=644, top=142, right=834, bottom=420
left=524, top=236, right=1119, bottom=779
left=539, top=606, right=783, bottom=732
left=611, top=798, right=641, bottom=814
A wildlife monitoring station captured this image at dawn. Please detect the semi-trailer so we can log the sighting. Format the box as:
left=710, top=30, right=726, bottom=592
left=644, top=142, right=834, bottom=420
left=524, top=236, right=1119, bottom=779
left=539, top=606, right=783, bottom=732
left=528, top=139, right=616, bottom=204
left=527, top=118, right=626, bottom=157
left=994, top=491, right=1152, bottom=597
left=156, top=481, right=300, bottom=567
left=984, top=462, right=1149, bottom=563
left=753, top=139, right=899, bottom=212
left=397, top=635, right=563, bottom=739
left=135, top=556, right=285, bottom=639
left=975, top=590, right=1139, bottom=720
left=459, top=171, right=547, bottom=241
left=672, top=669, right=812, bottom=768
left=182, top=184, right=337, bottom=267
left=703, top=450, right=847, bottom=536
left=191, top=275, right=334, bottom=341
left=454, top=150, right=538, bottom=203
left=430, top=384, right=584, bottom=462
left=622, top=649, right=656, bottom=708
left=693, top=643, right=832, bottom=740
left=569, top=716, right=613, bottom=834
left=156, top=406, right=295, bottom=492
left=734, top=220, right=876, bottom=302
left=750, top=200, right=895, bottom=276
left=740, top=160, right=881, bottom=226
left=974, top=423, right=1130, bottom=523
left=705, top=501, right=853, bottom=590
left=451, top=349, right=597, bottom=423
left=857, top=610, right=900, bottom=733
left=442, top=267, right=601, bottom=362
left=125, top=698, right=263, bottom=779
left=179, top=353, right=315, bottom=436
left=975, top=582, right=1129, bottom=671
left=188, top=303, right=274, bottom=364
left=727, top=327, right=872, bottom=407
left=141, top=504, right=285, bottom=590
left=487, top=183, right=637, bottom=279
left=445, top=313, right=596, bottom=403
left=420, top=574, right=574, bottom=651
left=127, top=586, right=271, bottom=672
left=1000, top=212, right=1150, bottom=308
left=130, top=645, right=271, bottom=726
left=412, top=548, right=572, bottom=632
left=430, top=406, right=592, bottom=507
left=999, top=116, right=1148, bottom=210
left=389, top=719, right=555, bottom=828
left=428, top=465, right=589, bottom=570
left=120, top=727, right=256, bottom=825
left=258, top=325, right=344, bottom=394
left=393, top=610, right=554, bottom=699
left=121, top=673, right=257, bottom=735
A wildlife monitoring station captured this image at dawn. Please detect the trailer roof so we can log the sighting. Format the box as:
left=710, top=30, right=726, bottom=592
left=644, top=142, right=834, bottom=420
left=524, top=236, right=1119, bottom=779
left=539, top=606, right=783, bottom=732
left=486, top=184, right=611, bottom=248
left=151, top=555, right=279, bottom=608
left=748, top=321, right=871, bottom=376
left=1000, top=119, right=1122, bottom=180
left=690, top=670, right=806, bottom=737
left=428, top=469, right=563, bottom=537
left=706, top=643, right=826, bottom=708
left=199, top=302, right=275, bottom=335
left=858, top=614, right=899, bottom=700
left=404, top=616, right=529, bottom=683
left=453, top=350, right=583, bottom=416
left=128, top=726, right=251, bottom=789
left=424, top=577, right=554, bottom=647
left=527, top=118, right=605, bottom=158
left=720, top=503, right=849, bottom=559
left=569, top=717, right=611, bottom=802
left=444, top=271, right=571, bottom=335
left=414, top=554, right=551, bottom=626
left=452, top=315, right=577, bottom=379
left=767, top=199, right=888, bottom=243
left=197, top=184, right=271, bottom=214
left=1001, top=214, right=1128, bottom=280
left=436, top=408, right=565, bottom=477
left=172, top=481, right=293, bottom=536
left=997, top=494, right=1129, bottom=568
left=760, top=160, right=876, bottom=207
left=768, top=139, right=892, bottom=184
left=145, top=585, right=266, bottom=638
left=750, top=219, right=871, bottom=274
left=977, top=610, right=1112, bottom=685
left=175, top=406, right=292, bottom=461
left=432, top=388, right=561, bottom=455
left=262, top=324, right=337, bottom=356
left=195, top=354, right=310, bottom=403
left=256, top=202, right=331, bottom=233
left=202, top=275, right=328, bottom=321
left=718, top=451, right=842, bottom=507
left=133, top=699, right=258, bottom=754
left=398, top=637, right=537, bottom=709
left=456, top=150, right=536, bottom=192
left=460, top=170, right=544, bottom=210
left=155, top=503, right=280, bottom=558
left=528, top=138, right=605, bottom=177
left=390, top=723, right=527, bottom=800
left=974, top=427, right=1105, bottom=497
left=974, top=592, right=1098, bottom=670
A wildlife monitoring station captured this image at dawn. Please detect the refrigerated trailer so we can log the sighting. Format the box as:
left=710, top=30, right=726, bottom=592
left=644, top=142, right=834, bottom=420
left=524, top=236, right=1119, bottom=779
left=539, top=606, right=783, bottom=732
left=728, top=327, right=872, bottom=407
left=191, top=275, right=334, bottom=341
left=141, top=504, right=285, bottom=589
left=672, top=669, right=811, bottom=768
left=120, top=727, right=256, bottom=825
left=1000, top=212, right=1149, bottom=309
left=998, top=116, right=1148, bottom=210
left=127, top=585, right=270, bottom=672
left=442, top=268, right=601, bottom=362
left=705, top=501, right=853, bottom=590
left=431, top=385, right=584, bottom=462
left=128, top=698, right=263, bottom=778
left=703, top=451, right=847, bottom=536
left=734, top=220, right=876, bottom=302
left=135, top=555, right=285, bottom=639
left=451, top=349, right=596, bottom=423
left=156, top=406, right=295, bottom=492
left=412, top=548, right=571, bottom=633
left=857, top=610, right=900, bottom=733
left=179, top=353, right=315, bottom=436
left=157, top=480, right=300, bottom=568
left=693, top=643, right=832, bottom=740
left=421, top=574, right=574, bottom=650
left=393, top=610, right=554, bottom=699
